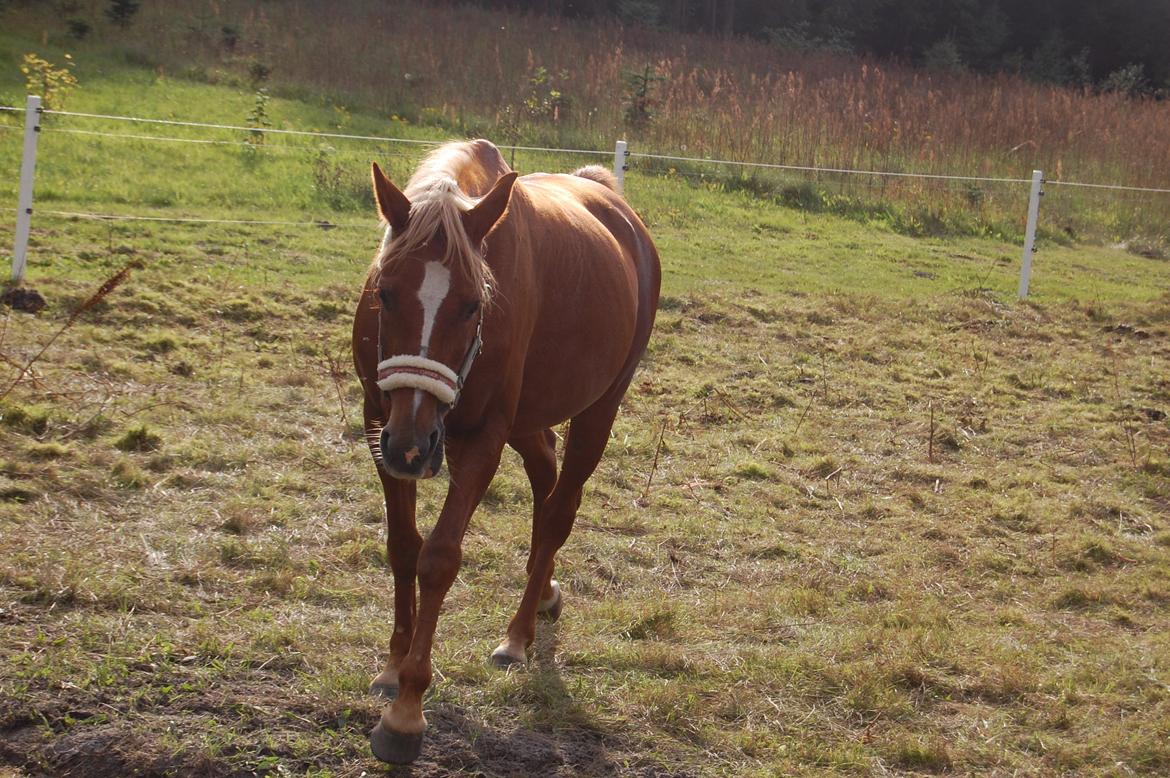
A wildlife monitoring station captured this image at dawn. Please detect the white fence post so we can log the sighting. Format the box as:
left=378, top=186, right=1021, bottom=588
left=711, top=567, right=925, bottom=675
left=1018, top=169, right=1044, bottom=299
left=11, top=95, right=43, bottom=284
left=612, top=139, right=628, bottom=193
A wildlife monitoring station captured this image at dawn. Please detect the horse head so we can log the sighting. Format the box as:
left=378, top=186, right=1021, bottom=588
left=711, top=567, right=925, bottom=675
left=369, top=162, right=516, bottom=479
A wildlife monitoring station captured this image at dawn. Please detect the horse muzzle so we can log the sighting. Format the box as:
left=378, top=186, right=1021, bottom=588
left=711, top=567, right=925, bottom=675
left=380, top=421, right=445, bottom=480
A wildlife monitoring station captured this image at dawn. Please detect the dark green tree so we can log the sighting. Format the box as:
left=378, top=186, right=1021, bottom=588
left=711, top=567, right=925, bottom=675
left=105, top=0, right=140, bottom=30
left=482, top=0, right=1170, bottom=88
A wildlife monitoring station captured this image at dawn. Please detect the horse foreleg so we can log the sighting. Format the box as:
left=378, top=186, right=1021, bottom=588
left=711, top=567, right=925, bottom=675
left=493, top=400, right=622, bottom=666
left=371, top=425, right=508, bottom=764
left=370, top=469, right=419, bottom=699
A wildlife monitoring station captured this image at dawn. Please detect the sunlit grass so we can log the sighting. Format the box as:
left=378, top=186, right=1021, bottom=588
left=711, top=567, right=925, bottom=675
left=1, top=16, right=1169, bottom=777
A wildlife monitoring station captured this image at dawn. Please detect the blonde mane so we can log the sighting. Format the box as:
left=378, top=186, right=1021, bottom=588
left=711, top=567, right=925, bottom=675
left=375, top=142, right=497, bottom=298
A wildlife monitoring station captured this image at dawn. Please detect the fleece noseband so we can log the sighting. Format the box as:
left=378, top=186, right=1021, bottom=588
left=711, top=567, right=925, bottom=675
left=375, top=308, right=484, bottom=407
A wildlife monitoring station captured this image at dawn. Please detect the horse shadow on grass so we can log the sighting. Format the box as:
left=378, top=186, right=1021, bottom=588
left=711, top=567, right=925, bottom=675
left=383, top=622, right=678, bottom=778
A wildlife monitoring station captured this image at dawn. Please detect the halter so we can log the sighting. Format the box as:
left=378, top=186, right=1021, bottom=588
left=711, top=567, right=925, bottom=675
left=374, top=289, right=485, bottom=408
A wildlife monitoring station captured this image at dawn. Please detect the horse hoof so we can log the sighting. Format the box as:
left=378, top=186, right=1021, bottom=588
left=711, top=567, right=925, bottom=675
left=370, top=721, right=424, bottom=764
left=368, top=681, right=398, bottom=700
left=489, top=646, right=526, bottom=669
left=537, top=581, right=563, bottom=622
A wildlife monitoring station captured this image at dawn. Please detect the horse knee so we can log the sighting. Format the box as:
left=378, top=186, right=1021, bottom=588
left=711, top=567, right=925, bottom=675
left=416, top=541, right=461, bottom=592
left=539, top=493, right=583, bottom=550
left=542, top=522, right=573, bottom=552
left=387, top=535, right=422, bottom=571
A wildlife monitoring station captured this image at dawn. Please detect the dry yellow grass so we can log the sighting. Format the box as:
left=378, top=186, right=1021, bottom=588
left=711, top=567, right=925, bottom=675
left=2, top=176, right=1168, bottom=775
left=100, top=0, right=1170, bottom=241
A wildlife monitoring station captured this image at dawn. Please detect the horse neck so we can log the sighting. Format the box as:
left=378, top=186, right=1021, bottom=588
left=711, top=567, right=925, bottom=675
left=481, top=186, right=531, bottom=298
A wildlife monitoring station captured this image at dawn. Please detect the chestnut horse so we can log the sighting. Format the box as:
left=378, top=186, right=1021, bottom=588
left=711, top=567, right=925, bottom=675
left=351, top=139, right=660, bottom=763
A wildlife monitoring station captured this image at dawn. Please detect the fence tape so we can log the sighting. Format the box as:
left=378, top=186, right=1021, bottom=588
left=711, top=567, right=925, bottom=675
left=38, top=108, right=446, bottom=147
left=2, top=103, right=1167, bottom=194
left=39, top=209, right=373, bottom=229
left=28, top=108, right=610, bottom=157
left=45, top=126, right=258, bottom=147
left=633, top=150, right=1170, bottom=193
left=630, top=150, right=1031, bottom=185
left=1045, top=179, right=1170, bottom=194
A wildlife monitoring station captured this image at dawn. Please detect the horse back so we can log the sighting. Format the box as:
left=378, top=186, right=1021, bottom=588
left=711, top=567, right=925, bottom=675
left=497, top=173, right=661, bottom=432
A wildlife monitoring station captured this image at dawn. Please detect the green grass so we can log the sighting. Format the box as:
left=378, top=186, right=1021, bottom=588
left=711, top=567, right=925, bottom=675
left=2, top=21, right=1170, bottom=778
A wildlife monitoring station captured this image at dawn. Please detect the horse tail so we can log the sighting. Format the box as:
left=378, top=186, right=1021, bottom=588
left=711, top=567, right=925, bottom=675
left=572, top=165, right=619, bottom=192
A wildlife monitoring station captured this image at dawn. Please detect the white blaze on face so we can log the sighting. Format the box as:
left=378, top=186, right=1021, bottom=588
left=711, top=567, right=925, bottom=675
left=413, top=261, right=451, bottom=413
left=417, top=261, right=451, bottom=356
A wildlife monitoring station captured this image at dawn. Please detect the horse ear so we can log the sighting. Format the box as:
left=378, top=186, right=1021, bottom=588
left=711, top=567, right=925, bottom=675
left=372, top=162, right=411, bottom=234
left=463, top=172, right=518, bottom=246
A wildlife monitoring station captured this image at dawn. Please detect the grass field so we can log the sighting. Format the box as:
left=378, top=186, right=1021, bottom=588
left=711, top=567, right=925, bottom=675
left=3, top=21, right=1170, bottom=778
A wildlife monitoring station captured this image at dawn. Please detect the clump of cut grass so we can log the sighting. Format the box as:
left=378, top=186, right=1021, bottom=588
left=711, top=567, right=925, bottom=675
left=1139, top=459, right=1170, bottom=477
left=1054, top=586, right=1107, bottom=610
left=734, top=460, right=771, bottom=480
left=111, top=458, right=149, bottom=489
left=0, top=484, right=39, bottom=503
left=1, top=402, right=50, bottom=436
left=218, top=298, right=263, bottom=322
left=114, top=424, right=163, bottom=452
left=622, top=608, right=676, bottom=641
left=218, top=505, right=260, bottom=535
left=1057, top=538, right=1129, bottom=572
left=751, top=542, right=798, bottom=560
left=219, top=538, right=295, bottom=571
left=888, top=736, right=953, bottom=773
left=142, top=334, right=179, bottom=354
left=25, top=442, right=70, bottom=460
left=145, top=453, right=174, bottom=473
left=805, top=455, right=840, bottom=479
left=846, top=580, right=891, bottom=602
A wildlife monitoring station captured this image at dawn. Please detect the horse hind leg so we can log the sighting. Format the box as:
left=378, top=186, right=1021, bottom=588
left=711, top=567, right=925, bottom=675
left=517, top=429, right=560, bottom=609
left=491, top=396, right=624, bottom=667
left=489, top=429, right=560, bottom=666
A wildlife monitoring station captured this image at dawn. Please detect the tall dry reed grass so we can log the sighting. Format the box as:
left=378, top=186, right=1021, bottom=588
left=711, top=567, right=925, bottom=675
left=120, top=0, right=1170, bottom=240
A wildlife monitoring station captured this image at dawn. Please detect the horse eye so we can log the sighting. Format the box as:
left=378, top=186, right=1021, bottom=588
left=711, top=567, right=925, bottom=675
left=463, top=300, right=480, bottom=319
left=378, top=288, right=394, bottom=309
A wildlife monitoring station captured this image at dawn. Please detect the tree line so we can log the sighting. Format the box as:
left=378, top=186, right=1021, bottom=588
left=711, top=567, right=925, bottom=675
left=478, top=0, right=1170, bottom=94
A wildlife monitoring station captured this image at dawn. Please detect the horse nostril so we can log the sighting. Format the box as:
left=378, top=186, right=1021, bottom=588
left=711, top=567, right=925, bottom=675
left=427, top=428, right=440, bottom=455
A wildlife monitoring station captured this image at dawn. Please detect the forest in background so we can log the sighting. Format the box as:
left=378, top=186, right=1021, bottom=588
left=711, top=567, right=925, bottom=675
left=486, top=0, right=1170, bottom=94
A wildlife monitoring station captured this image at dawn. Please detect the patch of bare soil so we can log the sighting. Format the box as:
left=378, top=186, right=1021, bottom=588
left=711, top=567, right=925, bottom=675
left=0, top=720, right=225, bottom=778
left=0, top=287, right=46, bottom=314
left=0, top=687, right=687, bottom=778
